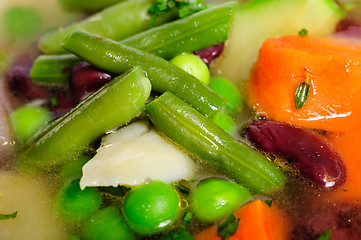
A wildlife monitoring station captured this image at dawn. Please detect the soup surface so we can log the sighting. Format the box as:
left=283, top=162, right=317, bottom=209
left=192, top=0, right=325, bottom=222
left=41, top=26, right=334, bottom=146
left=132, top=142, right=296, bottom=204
left=1, top=0, right=361, bottom=240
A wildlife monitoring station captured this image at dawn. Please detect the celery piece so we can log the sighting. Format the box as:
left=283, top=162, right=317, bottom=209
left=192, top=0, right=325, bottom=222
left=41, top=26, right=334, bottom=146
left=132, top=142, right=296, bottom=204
left=145, top=91, right=286, bottom=193
left=61, top=30, right=225, bottom=117
left=39, top=0, right=177, bottom=54
left=17, top=66, right=151, bottom=171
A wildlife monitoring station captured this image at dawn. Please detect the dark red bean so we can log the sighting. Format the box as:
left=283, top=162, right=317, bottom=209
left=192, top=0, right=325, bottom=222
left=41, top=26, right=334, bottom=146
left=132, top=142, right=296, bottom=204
left=292, top=203, right=361, bottom=240
left=4, top=55, right=49, bottom=103
left=194, top=43, right=224, bottom=65
left=243, top=120, right=345, bottom=188
left=335, top=18, right=361, bottom=33
left=49, top=91, right=78, bottom=118
left=70, top=62, right=113, bottom=93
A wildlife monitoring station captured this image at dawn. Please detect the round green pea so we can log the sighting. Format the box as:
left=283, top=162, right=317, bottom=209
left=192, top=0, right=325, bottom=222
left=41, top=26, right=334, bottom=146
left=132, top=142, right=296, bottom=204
left=122, top=180, right=180, bottom=235
left=10, top=105, right=52, bottom=142
left=170, top=53, right=210, bottom=85
left=209, top=77, right=243, bottom=117
left=2, top=6, right=43, bottom=40
left=212, top=111, right=237, bottom=135
left=81, top=206, right=135, bottom=240
left=54, top=179, right=102, bottom=224
left=191, top=179, right=251, bottom=223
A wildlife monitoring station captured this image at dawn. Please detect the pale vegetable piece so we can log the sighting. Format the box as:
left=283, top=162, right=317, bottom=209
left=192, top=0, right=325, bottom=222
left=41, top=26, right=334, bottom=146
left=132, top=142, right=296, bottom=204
left=212, top=0, right=346, bottom=86
left=80, top=121, right=195, bottom=189
left=0, top=171, right=67, bottom=240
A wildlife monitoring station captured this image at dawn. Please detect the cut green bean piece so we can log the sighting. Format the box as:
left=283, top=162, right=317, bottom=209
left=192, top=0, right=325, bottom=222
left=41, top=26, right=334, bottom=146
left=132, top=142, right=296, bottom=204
left=145, top=91, right=286, bottom=193
left=62, top=30, right=225, bottom=117
left=30, top=54, right=80, bottom=84
left=17, top=66, right=151, bottom=171
left=31, top=2, right=237, bottom=85
left=59, top=0, right=125, bottom=12
left=121, top=1, right=237, bottom=59
left=39, top=0, right=177, bottom=53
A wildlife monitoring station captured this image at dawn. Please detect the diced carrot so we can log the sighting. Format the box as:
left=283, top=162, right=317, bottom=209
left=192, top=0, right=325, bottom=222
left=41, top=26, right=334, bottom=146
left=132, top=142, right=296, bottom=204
left=193, top=199, right=291, bottom=240
left=326, top=128, right=361, bottom=202
left=247, top=35, right=361, bottom=132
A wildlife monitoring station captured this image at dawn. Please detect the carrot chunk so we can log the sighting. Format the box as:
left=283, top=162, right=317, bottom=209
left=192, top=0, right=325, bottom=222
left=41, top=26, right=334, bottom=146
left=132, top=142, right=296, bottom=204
left=326, top=129, right=361, bottom=202
left=247, top=35, right=361, bottom=132
left=194, top=199, right=291, bottom=240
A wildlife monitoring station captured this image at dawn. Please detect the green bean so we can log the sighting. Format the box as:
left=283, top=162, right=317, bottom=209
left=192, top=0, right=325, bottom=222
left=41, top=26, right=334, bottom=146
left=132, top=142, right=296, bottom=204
left=31, top=2, right=237, bottom=85
left=145, top=91, right=286, bottom=194
left=61, top=30, right=225, bottom=117
left=59, top=0, right=125, bottom=12
left=30, top=54, right=80, bottom=85
left=17, top=66, right=151, bottom=171
left=39, top=0, right=177, bottom=54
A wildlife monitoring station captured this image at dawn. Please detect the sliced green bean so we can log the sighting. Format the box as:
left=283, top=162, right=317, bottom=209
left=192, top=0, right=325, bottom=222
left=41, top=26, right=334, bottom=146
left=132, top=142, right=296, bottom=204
left=59, top=0, right=125, bottom=12
left=145, top=91, right=286, bottom=193
left=30, top=54, right=80, bottom=84
left=39, top=0, right=177, bottom=54
left=31, top=2, right=237, bottom=85
left=17, top=66, right=151, bottom=171
left=61, top=30, right=225, bottom=117
left=121, top=1, right=237, bottom=59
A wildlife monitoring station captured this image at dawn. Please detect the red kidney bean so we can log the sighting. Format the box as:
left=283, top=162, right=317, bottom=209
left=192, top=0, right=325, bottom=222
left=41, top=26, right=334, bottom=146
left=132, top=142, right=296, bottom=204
left=70, top=62, right=113, bottom=93
left=194, top=43, right=224, bottom=66
left=5, top=55, right=49, bottom=102
left=243, top=120, right=345, bottom=188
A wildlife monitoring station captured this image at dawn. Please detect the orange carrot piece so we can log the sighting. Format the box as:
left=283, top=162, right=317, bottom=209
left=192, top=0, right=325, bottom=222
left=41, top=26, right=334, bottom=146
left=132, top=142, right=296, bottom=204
left=194, top=199, right=291, bottom=240
left=326, top=128, right=361, bottom=201
left=247, top=35, right=361, bottom=132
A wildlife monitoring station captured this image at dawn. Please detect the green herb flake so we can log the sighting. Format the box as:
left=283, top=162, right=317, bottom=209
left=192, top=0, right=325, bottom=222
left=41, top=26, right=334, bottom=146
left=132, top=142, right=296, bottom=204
left=294, top=72, right=311, bottom=110
left=298, top=28, right=308, bottom=37
left=149, top=0, right=206, bottom=26
left=264, top=200, right=273, bottom=207
left=217, top=214, right=240, bottom=240
left=341, top=188, right=348, bottom=192
left=316, top=228, right=332, bottom=240
left=0, top=211, right=18, bottom=220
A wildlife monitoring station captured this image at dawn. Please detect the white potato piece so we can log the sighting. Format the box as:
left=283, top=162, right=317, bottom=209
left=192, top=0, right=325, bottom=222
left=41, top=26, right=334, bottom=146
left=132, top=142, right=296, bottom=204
left=80, top=121, right=196, bottom=189
left=0, top=171, right=67, bottom=240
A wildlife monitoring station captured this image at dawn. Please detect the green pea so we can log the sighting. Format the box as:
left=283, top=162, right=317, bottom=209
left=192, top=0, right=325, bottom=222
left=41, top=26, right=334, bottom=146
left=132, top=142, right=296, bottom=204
left=81, top=206, right=135, bottom=240
left=2, top=7, right=43, bottom=40
left=170, top=53, right=210, bottom=85
left=191, top=179, right=251, bottom=223
left=54, top=179, right=102, bottom=224
left=122, top=180, right=180, bottom=235
left=10, top=105, right=51, bottom=142
left=211, top=111, right=237, bottom=135
left=209, top=77, right=243, bottom=117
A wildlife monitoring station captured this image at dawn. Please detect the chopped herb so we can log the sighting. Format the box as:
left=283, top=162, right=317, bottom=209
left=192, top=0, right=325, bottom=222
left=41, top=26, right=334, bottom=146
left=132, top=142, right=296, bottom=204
left=182, top=211, right=194, bottom=224
left=217, top=214, right=240, bottom=240
left=298, top=28, right=308, bottom=37
left=294, top=72, right=311, bottom=110
left=316, top=228, right=332, bottom=240
left=50, top=97, right=58, bottom=107
left=341, top=188, right=348, bottom=192
left=0, top=211, right=17, bottom=220
left=264, top=200, right=273, bottom=207
left=149, top=0, right=206, bottom=26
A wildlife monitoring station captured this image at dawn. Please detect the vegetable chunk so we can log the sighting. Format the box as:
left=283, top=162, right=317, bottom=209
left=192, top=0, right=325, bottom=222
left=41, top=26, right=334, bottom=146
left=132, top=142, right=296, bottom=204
left=247, top=35, right=361, bottom=132
left=80, top=121, right=195, bottom=189
left=17, top=67, right=151, bottom=171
